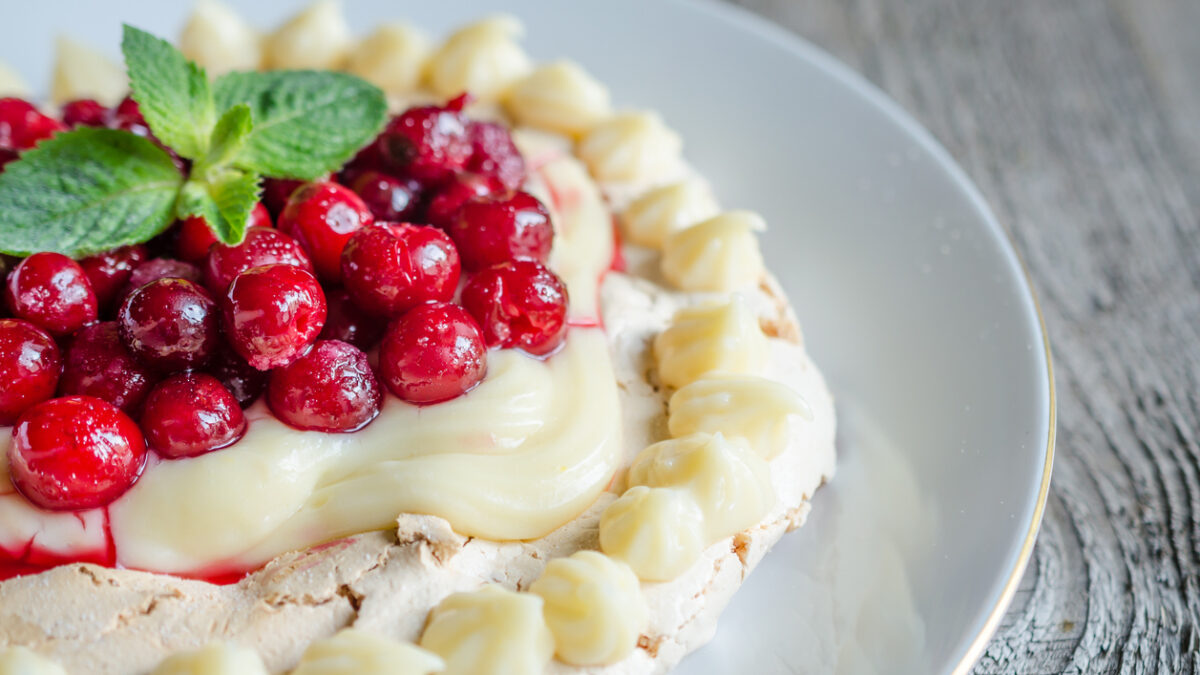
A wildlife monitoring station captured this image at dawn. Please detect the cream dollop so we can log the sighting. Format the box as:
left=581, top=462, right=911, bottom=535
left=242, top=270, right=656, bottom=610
left=530, top=550, right=647, bottom=665
left=346, top=23, right=431, bottom=94
left=292, top=629, right=444, bottom=675
left=661, top=210, right=766, bottom=291
left=51, top=38, right=126, bottom=106
left=578, top=111, right=683, bottom=183
left=179, top=0, right=262, bottom=76
left=653, top=295, right=769, bottom=389
left=264, top=0, right=351, bottom=70
left=426, top=17, right=531, bottom=101
left=0, top=647, right=65, bottom=675
left=599, top=485, right=706, bottom=582
left=628, top=432, right=774, bottom=540
left=620, top=179, right=719, bottom=249
left=504, top=61, right=611, bottom=137
left=149, top=643, right=267, bottom=675
left=668, top=374, right=813, bottom=459
left=419, top=585, right=552, bottom=675
left=0, top=61, right=29, bottom=98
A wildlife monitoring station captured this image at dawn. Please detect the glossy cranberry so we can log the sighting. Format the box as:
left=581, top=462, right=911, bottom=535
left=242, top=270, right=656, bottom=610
left=117, top=258, right=203, bottom=309
left=60, top=99, right=109, bottom=128
left=423, top=172, right=505, bottom=230
left=221, top=264, right=326, bottom=370
left=111, top=96, right=150, bottom=137
left=175, top=204, right=272, bottom=263
left=59, top=321, right=158, bottom=413
left=341, top=223, right=460, bottom=317
left=206, top=345, right=268, bottom=408
left=4, top=252, right=98, bottom=337
left=0, top=98, right=66, bottom=150
left=118, top=278, right=220, bottom=371
left=339, top=139, right=389, bottom=186
left=466, top=121, right=526, bottom=191
left=278, top=182, right=375, bottom=283
left=266, top=340, right=381, bottom=432
left=447, top=191, right=554, bottom=271
left=141, top=373, right=246, bottom=459
left=349, top=170, right=423, bottom=223
left=0, top=319, right=62, bottom=425
left=0, top=148, right=16, bottom=172
left=79, top=244, right=148, bottom=310
left=381, top=105, right=472, bottom=183
left=461, top=259, right=569, bottom=356
left=203, top=227, right=313, bottom=295
left=8, top=396, right=146, bottom=511
left=262, top=178, right=306, bottom=217
left=320, top=288, right=385, bottom=350
left=380, top=303, right=486, bottom=404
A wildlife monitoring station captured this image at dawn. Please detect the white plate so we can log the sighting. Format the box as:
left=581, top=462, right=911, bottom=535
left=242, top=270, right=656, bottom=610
left=1, top=1, right=1055, bottom=673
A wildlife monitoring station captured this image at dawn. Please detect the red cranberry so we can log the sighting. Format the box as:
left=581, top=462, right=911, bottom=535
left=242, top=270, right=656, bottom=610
left=0, top=148, right=16, bottom=172
left=203, top=227, right=312, bottom=295
left=141, top=373, right=246, bottom=458
left=118, top=278, right=219, bottom=371
left=0, top=98, right=66, bottom=150
left=60, top=99, right=109, bottom=128
left=423, top=172, right=505, bottom=230
left=381, top=105, right=472, bottom=183
left=262, top=178, right=306, bottom=217
left=278, top=182, right=374, bottom=283
left=79, top=244, right=148, bottom=310
left=266, top=340, right=381, bottom=432
left=117, top=258, right=203, bottom=308
left=110, top=96, right=149, bottom=137
left=341, top=223, right=460, bottom=317
left=349, top=170, right=423, bottom=223
left=380, top=303, right=486, bottom=404
left=8, top=396, right=146, bottom=511
left=339, top=139, right=389, bottom=186
left=0, top=319, right=62, bottom=425
left=320, top=288, right=385, bottom=350
left=221, top=264, right=326, bottom=370
left=447, top=191, right=554, bottom=271
left=206, top=345, right=268, bottom=408
left=461, top=259, right=569, bottom=356
left=467, top=121, right=526, bottom=191
left=175, top=205, right=271, bottom=263
left=4, top=252, right=99, bottom=337
left=59, top=321, right=158, bottom=413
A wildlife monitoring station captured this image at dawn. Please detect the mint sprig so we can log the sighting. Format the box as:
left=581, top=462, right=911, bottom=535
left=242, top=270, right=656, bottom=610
left=0, top=25, right=388, bottom=258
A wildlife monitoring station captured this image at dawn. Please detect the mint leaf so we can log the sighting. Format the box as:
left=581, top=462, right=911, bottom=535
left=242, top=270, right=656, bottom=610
left=177, top=168, right=261, bottom=246
left=214, top=70, right=387, bottom=180
left=200, top=104, right=253, bottom=174
left=122, top=25, right=216, bottom=160
left=0, top=128, right=184, bottom=258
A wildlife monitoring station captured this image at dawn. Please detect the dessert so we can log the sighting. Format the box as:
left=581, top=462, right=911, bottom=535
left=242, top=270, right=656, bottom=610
left=0, top=3, right=836, bottom=673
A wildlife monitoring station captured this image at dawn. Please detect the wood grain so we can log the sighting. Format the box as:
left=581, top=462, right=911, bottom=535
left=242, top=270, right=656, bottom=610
left=725, top=0, right=1200, bottom=672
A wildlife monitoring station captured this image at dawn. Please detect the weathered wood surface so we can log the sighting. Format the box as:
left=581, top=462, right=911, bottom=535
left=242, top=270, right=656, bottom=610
left=728, top=0, right=1200, bottom=673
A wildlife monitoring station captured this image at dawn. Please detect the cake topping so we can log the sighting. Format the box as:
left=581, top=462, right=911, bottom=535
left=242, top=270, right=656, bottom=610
left=79, top=243, right=149, bottom=309
left=462, top=259, right=569, bottom=356
left=118, top=278, right=221, bottom=371
left=176, top=204, right=271, bottom=263
left=578, top=110, right=683, bottom=183
left=4, top=252, right=98, bottom=337
left=668, top=374, right=813, bottom=459
left=59, top=321, right=158, bottom=413
left=598, top=485, right=707, bottom=582
left=380, top=102, right=472, bottom=183
left=60, top=98, right=110, bottom=128
left=220, top=263, right=327, bottom=370
left=0, top=319, right=61, bottom=425
left=620, top=178, right=719, bottom=249
left=0, top=98, right=65, bottom=150
left=347, top=170, right=423, bottom=223
left=141, top=373, right=247, bottom=458
left=346, top=23, right=432, bottom=95
left=446, top=190, right=553, bottom=271
left=505, top=61, right=612, bottom=138
left=661, top=210, right=766, bottom=292
left=426, top=17, right=532, bottom=102
left=122, top=258, right=203, bottom=306
left=205, top=344, right=268, bottom=408
left=380, top=302, right=488, bottom=404
left=0, top=646, right=65, bottom=675
left=266, top=339, right=382, bottom=432
left=318, top=288, right=385, bottom=351
left=202, top=227, right=313, bottom=295
left=424, top=172, right=506, bottom=229
left=179, top=0, right=263, bottom=76
left=419, top=584, right=553, bottom=675
left=653, top=295, right=769, bottom=388
left=292, top=629, right=444, bottom=675
left=148, top=642, right=268, bottom=675
left=278, top=181, right=375, bottom=284
left=341, top=222, right=461, bottom=317
left=466, top=120, right=527, bottom=191
left=264, top=0, right=351, bottom=71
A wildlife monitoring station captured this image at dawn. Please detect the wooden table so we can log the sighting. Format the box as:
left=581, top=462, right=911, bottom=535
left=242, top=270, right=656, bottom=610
left=729, top=0, right=1200, bottom=672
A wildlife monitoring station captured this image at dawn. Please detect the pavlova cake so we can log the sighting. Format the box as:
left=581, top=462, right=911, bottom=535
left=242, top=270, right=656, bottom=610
left=0, top=2, right=836, bottom=673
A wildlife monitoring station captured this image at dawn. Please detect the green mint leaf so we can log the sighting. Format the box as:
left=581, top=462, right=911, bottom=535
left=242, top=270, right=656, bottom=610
left=200, top=104, right=253, bottom=174
left=122, top=24, right=216, bottom=160
left=0, top=128, right=184, bottom=258
left=177, top=169, right=261, bottom=246
left=214, top=70, right=388, bottom=180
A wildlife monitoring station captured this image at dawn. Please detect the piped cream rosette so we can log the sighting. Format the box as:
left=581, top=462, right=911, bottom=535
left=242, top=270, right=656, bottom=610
left=292, top=630, right=444, bottom=675
left=148, top=643, right=268, bottom=675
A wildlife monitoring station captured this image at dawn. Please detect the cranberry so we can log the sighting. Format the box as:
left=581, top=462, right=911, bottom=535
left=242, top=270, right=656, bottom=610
left=79, top=244, right=148, bottom=310
left=206, top=345, right=268, bottom=408
left=262, top=178, right=306, bottom=217
left=110, top=96, right=150, bottom=137
left=60, top=99, right=109, bottom=128
left=8, top=396, right=145, bottom=510
left=266, top=340, right=381, bottom=432
left=380, top=303, right=486, bottom=404
left=0, top=98, right=65, bottom=150
left=381, top=105, right=472, bottom=183
left=339, top=140, right=389, bottom=187
left=320, top=288, right=385, bottom=350
left=466, top=121, right=526, bottom=191
left=141, top=373, right=246, bottom=459
left=176, top=205, right=271, bottom=263
left=59, top=321, right=158, bottom=413
left=118, top=278, right=220, bottom=371
left=341, top=223, right=460, bottom=317
left=349, top=170, right=423, bottom=223
left=447, top=191, right=554, bottom=271
left=4, top=252, right=98, bottom=337
left=461, top=259, right=569, bottom=356
left=117, top=258, right=203, bottom=308
left=203, top=227, right=312, bottom=295
left=423, top=172, right=505, bottom=230
left=278, top=182, right=375, bottom=283
left=0, top=148, right=16, bottom=172
left=0, top=319, right=62, bottom=425
left=221, top=264, right=326, bottom=370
